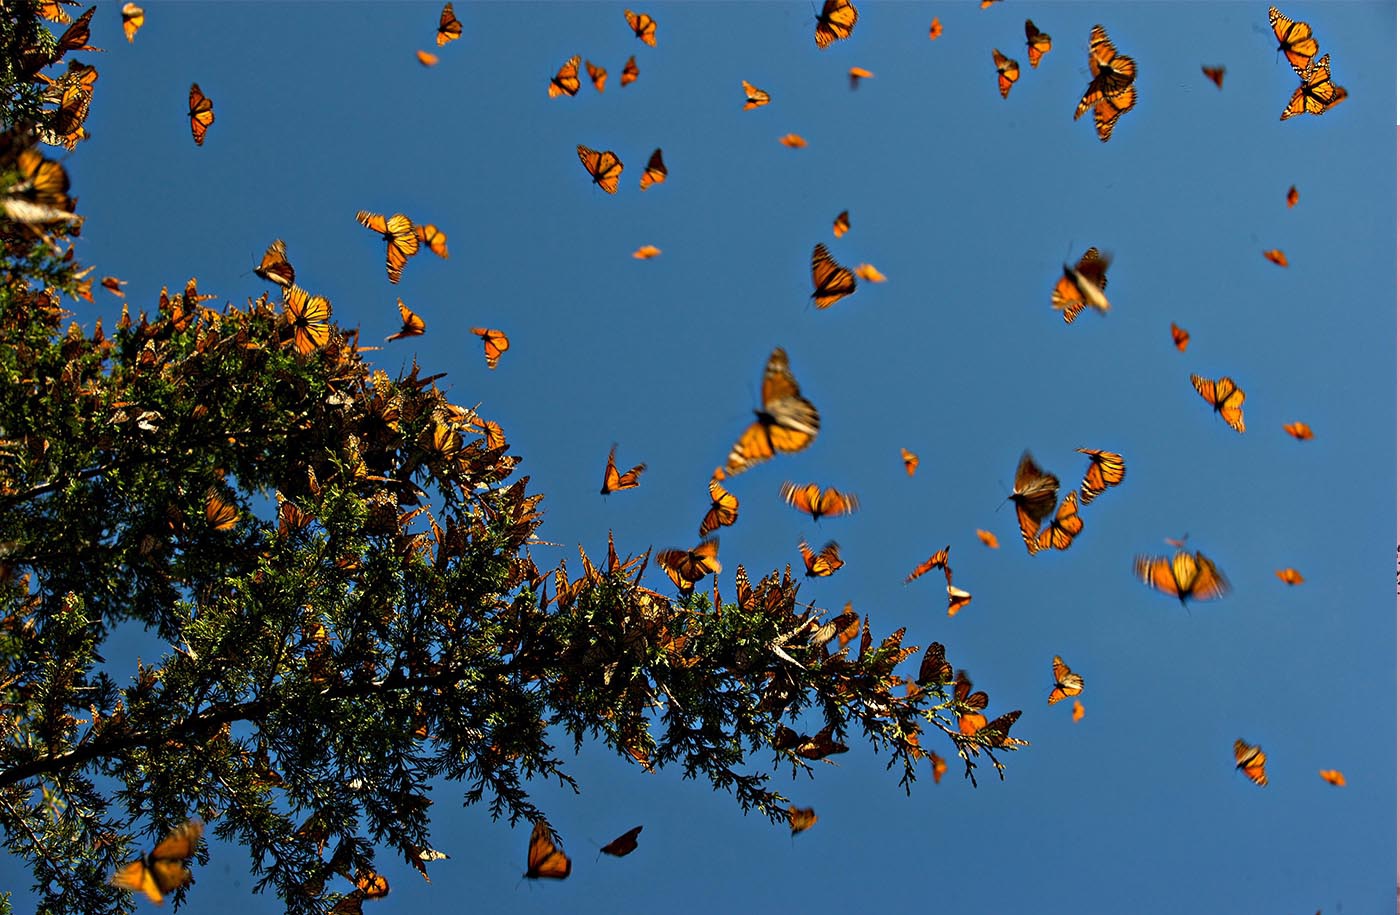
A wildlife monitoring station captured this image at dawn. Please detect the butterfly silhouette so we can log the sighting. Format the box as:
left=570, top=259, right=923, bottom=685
left=600, top=826, right=643, bottom=857
left=525, top=821, right=572, bottom=879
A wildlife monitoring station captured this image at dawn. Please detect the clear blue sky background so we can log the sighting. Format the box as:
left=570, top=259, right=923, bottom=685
left=5, top=2, right=1397, bottom=913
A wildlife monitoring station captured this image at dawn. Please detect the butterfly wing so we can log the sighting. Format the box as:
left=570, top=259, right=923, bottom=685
left=992, top=49, right=1019, bottom=99
left=585, top=60, right=607, bottom=92
left=386, top=298, right=425, bottom=341
left=833, top=210, right=850, bottom=237
left=639, top=148, right=666, bottom=190
left=1093, top=84, right=1136, bottom=142
left=1171, top=322, right=1190, bottom=351
left=525, top=821, right=572, bottom=878
left=188, top=83, right=214, bottom=146
left=621, top=56, right=639, bottom=86
left=811, top=243, right=857, bottom=309
left=1035, top=491, right=1083, bottom=552
left=814, top=0, right=857, bottom=49
left=1234, top=739, right=1268, bottom=786
left=726, top=348, right=819, bottom=475
left=549, top=55, right=582, bottom=97
left=625, top=9, right=657, bottom=46
left=1076, top=448, right=1124, bottom=504
left=600, top=826, right=643, bottom=857
left=437, top=2, right=462, bottom=44
left=255, top=239, right=295, bottom=288
left=1186, top=551, right=1231, bottom=601
left=1024, top=20, right=1051, bottom=68
left=699, top=477, right=738, bottom=537
left=1269, top=6, right=1318, bottom=74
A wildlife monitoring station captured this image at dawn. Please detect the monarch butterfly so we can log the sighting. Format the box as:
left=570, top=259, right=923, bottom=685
left=904, top=546, right=950, bottom=585
left=110, top=819, right=203, bottom=904
left=56, top=5, right=97, bottom=55
left=1263, top=248, right=1289, bottom=267
left=414, top=223, right=449, bottom=258
left=976, top=529, right=999, bottom=549
left=283, top=285, right=331, bottom=355
left=1280, top=54, right=1345, bottom=119
left=740, top=79, right=770, bottom=110
left=1190, top=374, right=1246, bottom=433
left=632, top=245, right=661, bottom=259
left=1171, top=322, right=1190, bottom=351
left=854, top=263, right=885, bottom=282
left=188, top=83, right=214, bottom=146
left=600, top=444, right=646, bottom=494
left=102, top=276, right=126, bottom=297
left=795, top=723, right=848, bottom=759
left=928, top=17, right=942, bottom=41
left=5, top=146, right=74, bottom=225
left=1050, top=247, right=1110, bottom=323
left=1318, top=769, right=1346, bottom=787
left=355, top=210, right=420, bottom=284
left=205, top=488, right=237, bottom=531
left=814, top=0, right=857, bottom=49
left=524, top=821, right=572, bottom=879
left=657, top=539, right=721, bottom=593
left=917, top=641, right=953, bottom=686
left=638, top=148, right=666, bottom=191
left=625, top=9, right=657, bottom=46
left=778, top=134, right=807, bottom=148
left=1035, top=491, right=1083, bottom=552
left=901, top=447, right=918, bottom=476
left=620, top=55, right=639, bottom=86
left=1009, top=450, right=1059, bottom=555
left=724, top=347, right=820, bottom=476
left=1092, top=85, right=1136, bottom=142
left=930, top=752, right=948, bottom=783
left=577, top=144, right=623, bottom=194
left=1275, top=568, right=1303, bottom=585
left=418, top=48, right=440, bottom=67
left=1072, top=700, right=1085, bottom=723
left=946, top=584, right=972, bottom=617
left=810, top=243, right=856, bottom=309
left=1134, top=550, right=1230, bottom=604
left=848, top=67, right=873, bottom=89
left=586, top=59, right=607, bottom=92
left=699, top=474, right=738, bottom=537
left=1024, top=20, right=1051, bottom=68
left=386, top=299, right=425, bottom=341
left=1233, top=739, right=1268, bottom=787
left=600, top=825, right=643, bottom=857
left=470, top=327, right=509, bottom=369
left=992, top=49, right=1020, bottom=99
left=1074, top=25, right=1135, bottom=130
left=953, top=671, right=989, bottom=735
left=780, top=481, right=858, bottom=520
left=979, top=0, right=1002, bottom=7
left=1268, top=6, right=1318, bottom=74
left=1286, top=185, right=1299, bottom=208
left=799, top=539, right=843, bottom=578
left=1048, top=655, right=1084, bottom=706
left=549, top=55, right=582, bottom=98
left=1283, top=421, right=1313, bottom=440
left=37, top=0, right=72, bottom=24
left=254, top=239, right=295, bottom=288
left=833, top=210, right=850, bottom=237
left=436, top=2, right=462, bottom=45
left=787, top=806, right=817, bottom=834
left=1076, top=448, right=1124, bottom=505
left=121, top=3, right=143, bottom=42
left=1202, top=65, right=1225, bottom=88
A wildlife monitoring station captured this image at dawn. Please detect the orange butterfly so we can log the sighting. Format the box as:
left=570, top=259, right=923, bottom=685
left=1076, top=448, right=1125, bottom=505
left=1234, top=739, right=1268, bottom=787
left=854, top=263, right=885, bottom=282
left=110, top=819, right=204, bottom=904
left=355, top=211, right=419, bottom=284
left=992, top=49, right=1020, bottom=99
left=848, top=67, right=873, bottom=89
left=1074, top=25, right=1136, bottom=140
left=795, top=723, right=848, bottom=759
left=1318, top=769, right=1346, bottom=787
left=600, top=444, right=646, bottom=494
left=254, top=239, right=295, bottom=288
left=930, top=752, right=948, bottom=783
left=187, top=83, right=214, bottom=146
left=780, top=482, right=858, bottom=520
left=833, top=210, right=850, bottom=237
left=283, top=285, right=331, bottom=355
left=1024, top=20, right=1051, bottom=68
left=1283, top=421, right=1313, bottom=440
left=1134, top=550, right=1230, bottom=604
left=724, top=347, right=819, bottom=476
left=980, top=0, right=1001, bottom=7
left=524, top=821, right=571, bottom=879
left=779, top=134, right=807, bottom=148
left=1280, top=53, right=1346, bottom=119
left=901, top=447, right=918, bottom=476
left=586, top=60, right=607, bottom=92
left=577, top=145, right=623, bottom=194
left=975, top=529, right=999, bottom=549
left=625, top=9, right=657, bottom=46
left=1071, top=700, right=1085, bottom=723
left=1269, top=6, right=1318, bottom=74
left=1009, top=450, right=1059, bottom=555
left=102, top=276, right=126, bottom=297
left=928, top=17, right=942, bottom=40
left=632, top=245, right=661, bottom=260
left=657, top=539, right=721, bottom=594
left=1047, top=655, right=1084, bottom=706
left=600, top=825, right=643, bottom=857
left=814, top=0, right=857, bottom=49
left=549, top=55, right=581, bottom=98
left=1093, top=85, right=1136, bottom=142
left=121, top=3, right=143, bottom=42
left=904, top=547, right=950, bottom=585
left=946, top=584, right=972, bottom=617
left=436, top=2, right=462, bottom=45
left=699, top=474, right=738, bottom=538
left=1263, top=249, right=1289, bottom=266
left=811, top=243, right=856, bottom=309
left=1286, top=185, right=1299, bottom=208
left=416, top=49, right=439, bottom=66
left=1275, top=568, right=1303, bottom=585
left=414, top=223, right=449, bottom=258
left=741, top=80, right=770, bottom=110
left=386, top=299, right=425, bottom=341
left=1202, top=65, right=1225, bottom=88
left=1171, top=322, right=1190, bottom=351
left=1034, top=491, right=1083, bottom=553
left=799, top=539, right=843, bottom=578
left=639, top=148, right=666, bottom=191
left=1051, top=247, right=1110, bottom=323
left=917, top=641, right=953, bottom=686
left=953, top=671, right=989, bottom=735
left=787, top=806, right=817, bottom=834
left=470, top=327, right=509, bottom=369
left=620, top=55, right=639, bottom=86
left=55, top=5, right=97, bottom=55
left=205, top=489, right=237, bottom=531
left=1190, top=374, right=1245, bottom=433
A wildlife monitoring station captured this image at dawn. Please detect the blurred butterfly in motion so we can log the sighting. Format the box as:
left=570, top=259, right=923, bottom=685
left=992, top=49, right=1019, bottom=99
left=1318, top=769, right=1345, bottom=787
left=1009, top=450, right=1059, bottom=555
left=1283, top=421, right=1313, bottom=440
left=854, top=263, right=885, bottom=282
left=417, top=50, right=439, bottom=67
left=930, top=753, right=948, bottom=783
left=414, top=223, right=449, bottom=258
left=1171, top=322, right=1190, bottom=351
left=1093, top=85, right=1136, bottom=142
left=928, top=17, right=942, bottom=41
left=1074, top=25, right=1136, bottom=141
left=976, top=529, right=999, bottom=549
left=600, top=826, right=643, bottom=857
left=1134, top=550, right=1230, bottom=604
left=779, top=133, right=807, bottom=148
left=904, top=546, right=950, bottom=585
left=1024, top=20, right=1051, bottom=68
left=699, top=472, right=738, bottom=537
left=632, top=244, right=661, bottom=259
left=657, top=538, right=721, bottom=594
left=254, top=239, right=295, bottom=288
left=188, top=83, right=214, bottom=146
left=470, top=327, right=509, bottom=369
left=780, top=481, right=858, bottom=520
left=1202, top=65, right=1225, bottom=88
left=724, top=347, right=820, bottom=476
left=386, top=298, right=425, bottom=341
left=205, top=489, right=237, bottom=532
left=1047, top=655, right=1084, bottom=706
left=799, top=539, right=843, bottom=578
left=525, top=821, right=572, bottom=879
left=1268, top=6, right=1318, bottom=74
left=946, top=584, right=972, bottom=617
left=833, top=210, right=850, bottom=237
left=1051, top=247, right=1110, bottom=323
left=600, top=444, right=646, bottom=494
left=1190, top=374, right=1245, bottom=433
left=741, top=79, right=770, bottom=110
left=1233, top=739, right=1268, bottom=787
left=110, top=819, right=203, bottom=904
left=121, top=3, right=143, bottom=42
left=900, top=447, right=918, bottom=476
left=620, top=56, right=639, bottom=86
left=953, top=671, right=989, bottom=734
left=1034, top=491, right=1083, bottom=553
left=1275, top=568, right=1303, bottom=585
left=639, top=148, right=666, bottom=191
left=1263, top=248, right=1289, bottom=266
left=1076, top=448, right=1124, bottom=505
left=810, top=243, right=856, bottom=309
left=814, top=0, right=857, bottom=49
left=1072, top=700, right=1085, bottom=723
left=625, top=8, right=657, bottom=46
left=549, top=55, right=582, bottom=98
left=795, top=723, right=848, bottom=760
left=355, top=210, right=419, bottom=284
left=1280, top=53, right=1346, bottom=119
left=102, top=276, right=127, bottom=297
left=848, top=67, right=873, bottom=89
left=586, top=60, right=607, bottom=92
left=577, top=144, right=623, bottom=194
left=1286, top=185, right=1299, bottom=208
left=788, top=806, right=817, bottom=834
left=437, top=2, right=462, bottom=45
left=283, top=285, right=331, bottom=355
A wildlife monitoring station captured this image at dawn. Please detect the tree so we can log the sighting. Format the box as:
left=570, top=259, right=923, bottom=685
left=0, top=4, right=1025, bottom=913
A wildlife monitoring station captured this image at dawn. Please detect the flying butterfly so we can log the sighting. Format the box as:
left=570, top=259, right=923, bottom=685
left=1234, top=739, right=1268, bottom=787
left=1280, top=54, right=1346, bottom=119
left=1190, top=374, right=1246, bottom=433
left=699, top=473, right=738, bottom=538
left=992, top=49, right=1019, bottom=99
left=976, top=529, right=999, bottom=549
left=848, top=67, right=873, bottom=89
left=901, top=447, right=918, bottom=476
left=436, top=2, right=462, bottom=45
left=724, top=347, right=820, bottom=476
left=1074, top=25, right=1136, bottom=139
left=205, top=489, right=237, bottom=532
left=1275, top=568, right=1303, bottom=585
left=187, top=83, right=214, bottom=146
left=1076, top=448, right=1124, bottom=505
left=102, top=276, right=126, bottom=297
left=1202, top=65, right=1225, bottom=88
left=121, top=3, right=143, bottom=42
left=577, top=144, right=623, bottom=194
left=657, top=539, right=721, bottom=593
left=1171, top=322, right=1190, bottom=351
left=586, top=60, right=607, bottom=92
left=1092, top=85, right=1136, bottom=142
left=283, top=285, right=331, bottom=355
left=1051, top=247, right=1110, bottom=323
left=1283, top=421, right=1313, bottom=440
left=928, top=17, right=942, bottom=41
left=417, top=50, right=439, bottom=67
left=1024, top=20, right=1051, bottom=68
left=741, top=80, right=771, bottom=110
left=1048, top=655, right=1084, bottom=706
left=953, top=671, right=989, bottom=735
left=524, top=821, right=572, bottom=879
left=632, top=244, right=661, bottom=260
left=110, top=819, right=203, bottom=905
left=799, top=539, right=843, bottom=578
left=386, top=299, right=425, bottom=341
left=470, top=327, right=509, bottom=369
left=600, top=444, right=646, bottom=494
left=1318, top=769, right=1346, bottom=787
left=814, top=0, right=857, bottom=49
left=833, top=210, right=849, bottom=237
left=787, top=806, right=817, bottom=834
left=414, top=223, right=449, bottom=258
left=1072, top=700, right=1085, bottom=723
left=639, top=148, right=666, bottom=191
left=600, top=826, right=643, bottom=857
left=904, top=547, right=950, bottom=585
left=1134, top=550, right=1230, bottom=604
left=620, top=55, right=639, bottom=86
left=1034, top=491, right=1083, bottom=553
left=625, top=8, right=657, bottom=46
left=946, top=584, right=972, bottom=617
left=779, top=134, right=807, bottom=148
left=810, top=243, right=856, bottom=309
left=1009, top=450, right=1059, bottom=555
left=55, top=5, right=97, bottom=56
left=1263, top=248, right=1289, bottom=266
left=254, top=239, right=295, bottom=288
left=930, top=753, right=948, bottom=783
left=780, top=481, right=858, bottom=521
left=1286, top=185, right=1299, bottom=208
left=355, top=210, right=420, bottom=284
left=854, top=263, right=885, bottom=282
left=1268, top=6, right=1318, bottom=74
left=549, top=55, right=582, bottom=98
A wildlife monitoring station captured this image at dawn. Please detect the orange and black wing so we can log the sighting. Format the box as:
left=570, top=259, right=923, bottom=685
left=386, top=299, right=425, bottom=341
left=283, top=285, right=331, bottom=355
left=1076, top=448, right=1125, bottom=505
left=600, top=444, right=646, bottom=494
left=621, top=56, right=639, bottom=86
left=1234, top=739, right=1268, bottom=787
left=577, top=144, right=623, bottom=194
left=188, top=83, right=214, bottom=146
left=1269, top=6, right=1318, bottom=74
left=525, top=821, right=572, bottom=878
left=725, top=347, right=819, bottom=476
left=254, top=239, right=295, bottom=288
left=992, top=49, right=1019, bottom=99
left=699, top=476, right=738, bottom=537
left=470, top=327, right=509, bottom=369
left=1024, top=20, right=1051, bottom=68
left=814, top=0, right=858, bottom=49
left=1190, top=374, right=1245, bottom=432
left=549, top=55, right=582, bottom=98
left=811, top=243, right=857, bottom=309
left=1034, top=491, right=1083, bottom=552
left=1048, top=655, right=1084, bottom=705
left=639, top=148, right=666, bottom=191
left=436, top=2, right=462, bottom=45
left=1009, top=450, right=1059, bottom=554
left=625, top=9, right=657, bottom=46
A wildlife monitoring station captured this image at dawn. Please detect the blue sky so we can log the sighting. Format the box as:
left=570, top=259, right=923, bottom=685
left=6, top=2, right=1397, bottom=913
